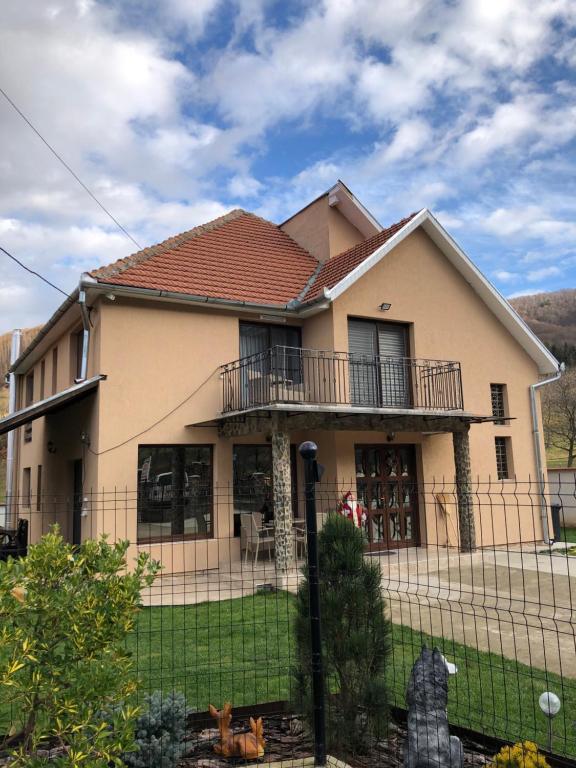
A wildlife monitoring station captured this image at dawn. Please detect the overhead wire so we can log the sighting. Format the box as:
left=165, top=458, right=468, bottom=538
left=0, top=84, right=142, bottom=250
left=0, top=245, right=68, bottom=297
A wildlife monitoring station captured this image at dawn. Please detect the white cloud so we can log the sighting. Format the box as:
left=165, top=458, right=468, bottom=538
left=0, top=0, right=575, bottom=333
left=526, top=265, right=562, bottom=282
left=494, top=270, right=518, bottom=283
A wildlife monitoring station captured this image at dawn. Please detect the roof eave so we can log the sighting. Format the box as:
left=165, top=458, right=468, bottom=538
left=89, top=280, right=331, bottom=317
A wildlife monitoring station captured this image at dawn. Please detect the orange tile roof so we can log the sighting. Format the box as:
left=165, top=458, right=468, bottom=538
left=91, top=210, right=319, bottom=306
left=91, top=208, right=416, bottom=307
left=302, top=213, right=418, bottom=301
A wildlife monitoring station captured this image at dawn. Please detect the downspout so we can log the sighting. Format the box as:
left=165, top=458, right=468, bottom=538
left=4, top=329, right=22, bottom=527
left=76, top=283, right=90, bottom=383
left=530, top=363, right=564, bottom=543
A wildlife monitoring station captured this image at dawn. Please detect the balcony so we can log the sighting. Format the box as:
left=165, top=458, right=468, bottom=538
left=221, top=346, right=464, bottom=415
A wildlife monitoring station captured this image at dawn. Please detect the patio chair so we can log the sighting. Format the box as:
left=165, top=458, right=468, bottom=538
left=241, top=512, right=274, bottom=564
left=293, top=521, right=307, bottom=559
left=0, top=518, right=29, bottom=561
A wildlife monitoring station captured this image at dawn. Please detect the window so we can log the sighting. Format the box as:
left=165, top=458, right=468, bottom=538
left=52, top=347, right=58, bottom=394
left=137, top=445, right=213, bottom=543
left=495, top=437, right=511, bottom=480
left=36, top=465, right=42, bottom=511
left=40, top=360, right=45, bottom=400
left=71, top=330, right=84, bottom=381
left=348, top=319, right=410, bottom=407
left=232, top=444, right=299, bottom=537
left=22, top=468, right=31, bottom=508
left=240, top=322, right=303, bottom=384
left=24, top=373, right=34, bottom=442
left=491, top=384, right=507, bottom=425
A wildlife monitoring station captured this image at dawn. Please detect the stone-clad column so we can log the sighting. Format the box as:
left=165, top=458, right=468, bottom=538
left=271, top=414, right=294, bottom=571
left=452, top=426, right=476, bottom=552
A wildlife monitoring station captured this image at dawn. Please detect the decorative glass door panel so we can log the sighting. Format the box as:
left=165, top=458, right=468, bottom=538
left=355, top=444, right=419, bottom=549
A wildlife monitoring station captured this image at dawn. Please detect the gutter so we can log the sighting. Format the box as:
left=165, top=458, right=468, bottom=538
left=530, top=363, right=564, bottom=543
left=89, top=279, right=331, bottom=314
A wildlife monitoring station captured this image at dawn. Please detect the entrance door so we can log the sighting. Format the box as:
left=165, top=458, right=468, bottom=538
left=72, top=459, right=83, bottom=547
left=348, top=320, right=410, bottom=408
left=355, top=445, right=419, bottom=549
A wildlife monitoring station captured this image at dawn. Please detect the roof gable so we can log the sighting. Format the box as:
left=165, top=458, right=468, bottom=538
left=316, top=208, right=558, bottom=375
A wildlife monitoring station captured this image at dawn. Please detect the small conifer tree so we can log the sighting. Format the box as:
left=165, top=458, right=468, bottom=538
left=293, top=512, right=392, bottom=755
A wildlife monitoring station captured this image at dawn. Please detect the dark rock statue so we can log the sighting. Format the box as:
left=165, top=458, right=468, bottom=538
left=404, top=646, right=463, bottom=768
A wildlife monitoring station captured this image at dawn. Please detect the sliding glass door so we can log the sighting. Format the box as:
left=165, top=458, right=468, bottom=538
left=348, top=319, right=410, bottom=408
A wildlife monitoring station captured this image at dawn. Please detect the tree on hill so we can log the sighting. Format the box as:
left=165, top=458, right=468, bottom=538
left=542, top=368, right=576, bottom=467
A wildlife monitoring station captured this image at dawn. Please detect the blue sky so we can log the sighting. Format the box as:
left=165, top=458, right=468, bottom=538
left=0, top=0, right=575, bottom=333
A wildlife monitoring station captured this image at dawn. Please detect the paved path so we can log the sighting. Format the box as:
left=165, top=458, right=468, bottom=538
left=376, top=547, right=576, bottom=678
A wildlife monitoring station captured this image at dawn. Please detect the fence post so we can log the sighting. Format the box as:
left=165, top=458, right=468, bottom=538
left=299, top=440, right=326, bottom=767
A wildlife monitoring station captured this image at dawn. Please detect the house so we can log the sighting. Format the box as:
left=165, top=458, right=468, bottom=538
left=0, top=182, right=560, bottom=572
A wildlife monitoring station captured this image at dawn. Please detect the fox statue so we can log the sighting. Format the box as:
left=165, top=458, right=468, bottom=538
left=209, top=703, right=265, bottom=759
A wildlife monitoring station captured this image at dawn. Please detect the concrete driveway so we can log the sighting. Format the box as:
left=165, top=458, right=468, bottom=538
left=376, top=546, right=576, bottom=678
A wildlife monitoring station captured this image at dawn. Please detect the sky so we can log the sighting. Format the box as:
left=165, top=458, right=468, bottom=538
left=0, top=0, right=575, bottom=334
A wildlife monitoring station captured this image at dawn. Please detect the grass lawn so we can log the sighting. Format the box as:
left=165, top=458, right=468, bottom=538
left=547, top=443, right=572, bottom=468
left=561, top=526, right=576, bottom=544
left=128, top=592, right=576, bottom=759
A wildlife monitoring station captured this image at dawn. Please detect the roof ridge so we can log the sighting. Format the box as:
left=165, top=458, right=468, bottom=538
left=91, top=208, right=247, bottom=280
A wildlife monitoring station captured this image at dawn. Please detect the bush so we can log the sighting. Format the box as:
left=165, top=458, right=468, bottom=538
left=0, top=528, right=159, bottom=767
left=293, top=513, right=392, bottom=755
left=490, top=741, right=550, bottom=767
left=123, top=691, right=188, bottom=768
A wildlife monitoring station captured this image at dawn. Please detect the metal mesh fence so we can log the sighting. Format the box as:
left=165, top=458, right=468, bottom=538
left=1, top=475, right=575, bottom=766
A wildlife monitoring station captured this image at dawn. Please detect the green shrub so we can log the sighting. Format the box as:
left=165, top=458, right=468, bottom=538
left=293, top=513, right=392, bottom=755
left=0, top=527, right=159, bottom=767
left=123, top=691, right=189, bottom=768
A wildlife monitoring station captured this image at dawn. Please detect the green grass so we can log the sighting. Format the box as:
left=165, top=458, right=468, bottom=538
left=560, top=526, right=576, bottom=544
left=546, top=442, right=573, bottom=468
left=127, top=593, right=576, bottom=758
left=2, top=592, right=574, bottom=757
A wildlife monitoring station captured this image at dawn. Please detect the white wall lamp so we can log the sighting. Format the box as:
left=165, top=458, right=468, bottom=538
left=379, top=302, right=391, bottom=311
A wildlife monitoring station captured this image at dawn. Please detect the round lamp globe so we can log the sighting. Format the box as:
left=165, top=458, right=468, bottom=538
left=539, top=692, right=561, bottom=717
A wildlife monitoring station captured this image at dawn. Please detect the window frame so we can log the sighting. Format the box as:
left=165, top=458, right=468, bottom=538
left=52, top=347, right=59, bottom=395
left=136, top=443, right=214, bottom=545
left=36, top=465, right=42, bottom=512
left=24, top=373, right=34, bottom=443
left=495, top=436, right=512, bottom=480
left=490, top=383, right=507, bottom=425
left=22, top=467, right=32, bottom=508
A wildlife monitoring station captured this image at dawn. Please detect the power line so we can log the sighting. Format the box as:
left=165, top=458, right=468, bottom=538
left=0, top=245, right=68, bottom=297
left=0, top=85, right=142, bottom=250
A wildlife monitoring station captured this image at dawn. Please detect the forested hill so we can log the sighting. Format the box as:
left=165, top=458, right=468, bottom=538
left=510, top=289, right=576, bottom=366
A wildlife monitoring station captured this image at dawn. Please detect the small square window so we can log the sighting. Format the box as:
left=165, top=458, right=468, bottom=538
left=491, top=384, right=506, bottom=425
left=495, top=437, right=510, bottom=480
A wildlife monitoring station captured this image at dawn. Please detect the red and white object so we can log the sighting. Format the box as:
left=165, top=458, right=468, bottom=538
left=338, top=490, right=367, bottom=528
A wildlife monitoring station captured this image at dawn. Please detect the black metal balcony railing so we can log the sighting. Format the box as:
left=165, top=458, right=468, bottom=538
left=221, top=346, right=464, bottom=414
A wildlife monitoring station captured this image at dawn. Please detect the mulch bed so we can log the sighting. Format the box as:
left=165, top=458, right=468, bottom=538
left=181, top=713, right=493, bottom=767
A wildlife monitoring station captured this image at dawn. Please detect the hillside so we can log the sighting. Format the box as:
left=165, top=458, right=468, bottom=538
left=0, top=326, right=42, bottom=391
left=510, top=289, right=576, bottom=365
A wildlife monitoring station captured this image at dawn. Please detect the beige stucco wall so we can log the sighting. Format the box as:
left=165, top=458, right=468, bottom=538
left=281, top=196, right=364, bottom=262
left=9, top=223, right=551, bottom=566
left=330, top=228, right=548, bottom=546
left=10, top=303, right=102, bottom=544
